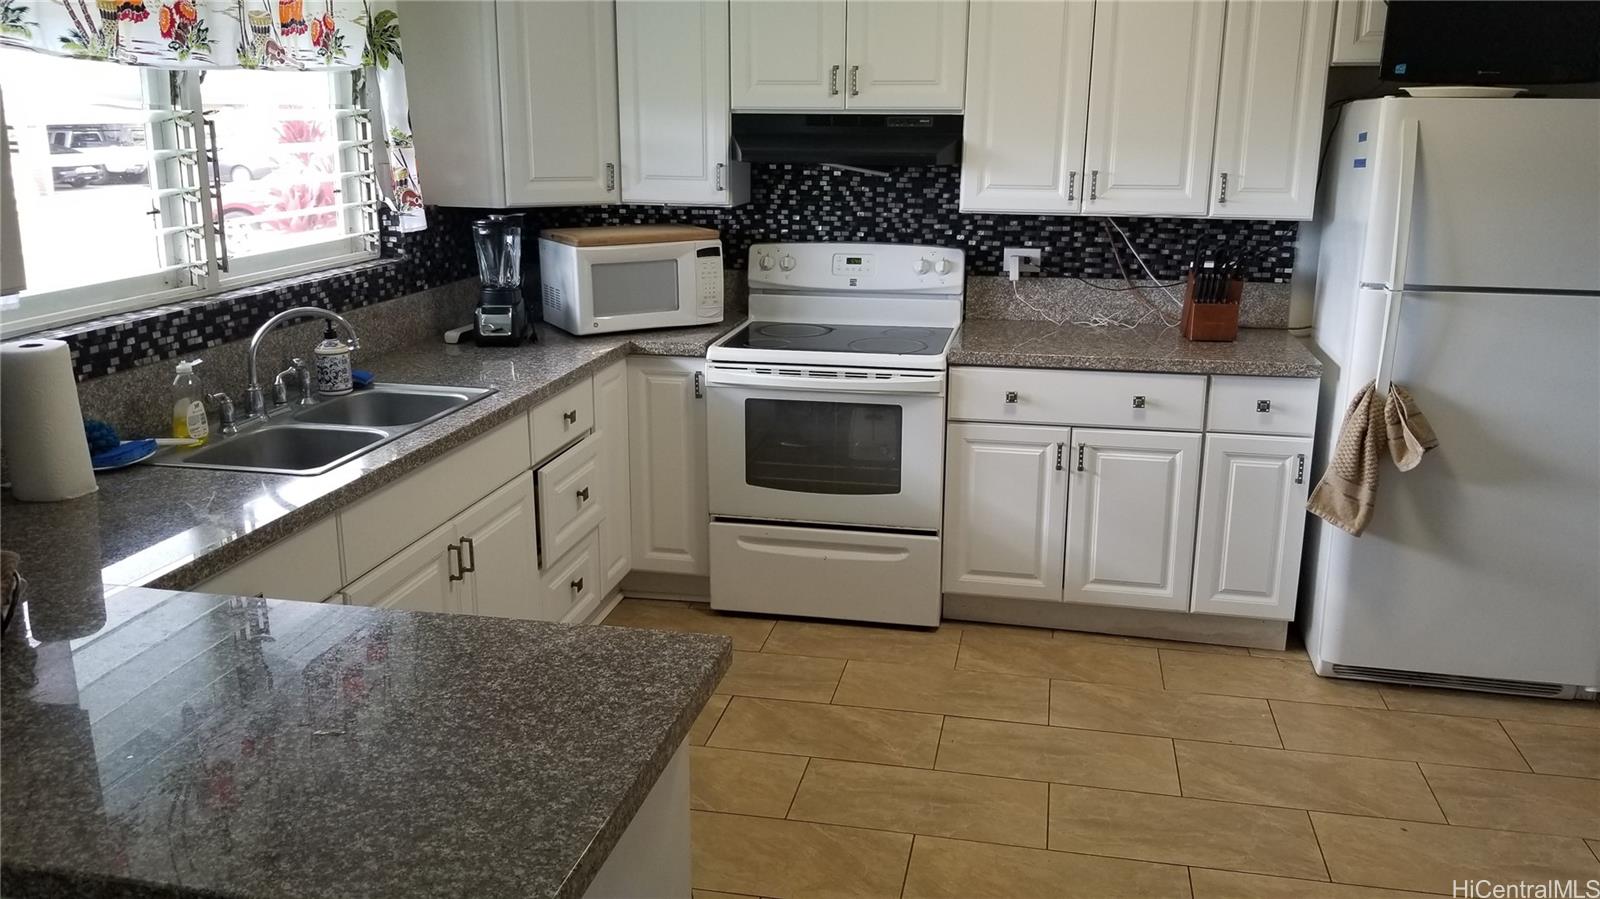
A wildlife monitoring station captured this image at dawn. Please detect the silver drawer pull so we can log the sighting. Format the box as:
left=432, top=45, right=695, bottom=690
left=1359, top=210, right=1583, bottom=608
left=570, top=577, right=584, bottom=593
left=1132, top=395, right=1146, bottom=409
left=563, top=409, right=578, bottom=425
left=1257, top=399, right=1272, bottom=413
left=1004, top=390, right=1019, bottom=404
left=459, top=537, right=476, bottom=573
left=576, top=486, right=590, bottom=503
left=448, top=543, right=464, bottom=582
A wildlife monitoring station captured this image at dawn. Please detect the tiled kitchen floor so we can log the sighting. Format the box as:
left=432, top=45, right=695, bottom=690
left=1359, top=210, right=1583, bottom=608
left=601, top=598, right=1600, bottom=898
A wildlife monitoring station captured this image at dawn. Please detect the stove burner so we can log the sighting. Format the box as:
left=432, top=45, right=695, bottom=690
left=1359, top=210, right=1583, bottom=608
left=882, top=327, right=935, bottom=338
left=747, top=337, right=791, bottom=349
left=848, top=336, right=930, bottom=354
left=757, top=323, right=832, bottom=338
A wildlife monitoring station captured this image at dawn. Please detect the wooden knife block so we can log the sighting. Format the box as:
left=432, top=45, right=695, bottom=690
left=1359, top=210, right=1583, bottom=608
left=1181, top=271, right=1242, bottom=342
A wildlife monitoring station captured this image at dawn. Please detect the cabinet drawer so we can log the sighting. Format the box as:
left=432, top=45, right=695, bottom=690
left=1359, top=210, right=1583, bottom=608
left=1207, top=376, right=1318, bottom=436
left=194, top=517, right=342, bottom=601
left=530, top=377, right=595, bottom=465
left=950, top=367, right=1207, bottom=430
left=541, top=530, right=602, bottom=623
left=537, top=434, right=603, bottom=565
left=341, top=415, right=531, bottom=579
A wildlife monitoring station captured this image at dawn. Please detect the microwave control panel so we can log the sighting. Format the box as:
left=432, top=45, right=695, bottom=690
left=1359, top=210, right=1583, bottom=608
left=696, top=243, right=724, bottom=316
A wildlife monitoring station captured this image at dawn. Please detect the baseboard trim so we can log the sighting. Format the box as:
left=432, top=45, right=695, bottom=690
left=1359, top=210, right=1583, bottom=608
left=942, top=593, right=1288, bottom=651
left=619, top=571, right=711, bottom=601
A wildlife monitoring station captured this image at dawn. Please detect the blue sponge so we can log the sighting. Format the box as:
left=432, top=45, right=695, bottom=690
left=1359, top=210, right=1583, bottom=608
left=84, top=418, right=121, bottom=454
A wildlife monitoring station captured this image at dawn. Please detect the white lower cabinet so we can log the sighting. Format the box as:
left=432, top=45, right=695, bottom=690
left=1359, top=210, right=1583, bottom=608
left=1190, top=433, right=1312, bottom=620
left=195, top=517, right=343, bottom=601
left=594, top=359, right=633, bottom=594
left=943, top=422, right=1070, bottom=601
left=344, top=520, right=462, bottom=614
left=1063, top=429, right=1201, bottom=613
left=628, top=357, right=710, bottom=575
left=459, top=474, right=540, bottom=620
left=539, top=530, right=604, bottom=622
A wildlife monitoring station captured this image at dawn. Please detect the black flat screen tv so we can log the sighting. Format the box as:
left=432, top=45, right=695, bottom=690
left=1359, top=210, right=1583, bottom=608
left=1380, top=1, right=1600, bottom=85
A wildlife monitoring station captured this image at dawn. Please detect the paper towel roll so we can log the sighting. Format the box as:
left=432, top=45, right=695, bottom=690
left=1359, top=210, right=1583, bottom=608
left=1, top=339, right=97, bottom=502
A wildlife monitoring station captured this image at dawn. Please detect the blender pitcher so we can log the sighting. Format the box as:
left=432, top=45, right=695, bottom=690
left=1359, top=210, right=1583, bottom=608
left=472, top=214, right=530, bottom=345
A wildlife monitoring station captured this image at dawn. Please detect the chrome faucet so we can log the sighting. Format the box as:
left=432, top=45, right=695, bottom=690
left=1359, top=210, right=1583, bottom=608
left=246, top=307, right=359, bottom=418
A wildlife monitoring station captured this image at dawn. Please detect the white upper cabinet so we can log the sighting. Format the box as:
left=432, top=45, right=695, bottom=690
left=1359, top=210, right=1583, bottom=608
left=497, top=1, right=621, bottom=205
left=959, top=0, right=1093, bottom=213
left=1331, top=0, right=1386, bottom=65
left=943, top=422, right=1070, bottom=601
left=618, top=0, right=749, bottom=206
left=1064, top=428, right=1201, bottom=613
left=1210, top=0, right=1333, bottom=220
left=731, top=0, right=848, bottom=110
left=845, top=0, right=969, bottom=110
left=1082, top=0, right=1226, bottom=216
left=1191, top=434, right=1312, bottom=621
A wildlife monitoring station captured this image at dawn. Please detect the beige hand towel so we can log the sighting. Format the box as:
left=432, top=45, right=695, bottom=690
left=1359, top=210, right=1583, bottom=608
left=1384, top=384, right=1439, bottom=472
left=1308, top=381, right=1385, bottom=536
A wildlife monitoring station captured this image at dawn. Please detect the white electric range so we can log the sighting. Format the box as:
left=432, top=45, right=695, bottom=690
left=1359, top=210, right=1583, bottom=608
left=704, top=242, right=964, bottom=627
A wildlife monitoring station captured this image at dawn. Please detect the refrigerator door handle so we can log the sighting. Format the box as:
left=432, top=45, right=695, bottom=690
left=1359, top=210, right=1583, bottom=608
left=1384, top=118, right=1421, bottom=293
left=1375, top=290, right=1405, bottom=394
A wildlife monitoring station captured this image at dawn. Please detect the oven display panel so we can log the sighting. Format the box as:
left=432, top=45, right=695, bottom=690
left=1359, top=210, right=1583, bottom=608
left=831, top=253, right=875, bottom=276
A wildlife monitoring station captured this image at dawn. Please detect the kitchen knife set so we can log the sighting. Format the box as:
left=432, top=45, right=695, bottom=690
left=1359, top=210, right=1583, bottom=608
left=1181, top=242, right=1252, bottom=342
left=1188, top=244, right=1258, bottom=303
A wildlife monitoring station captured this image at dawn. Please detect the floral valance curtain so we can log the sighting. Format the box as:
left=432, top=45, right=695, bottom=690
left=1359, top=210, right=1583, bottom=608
left=0, top=0, right=425, bottom=230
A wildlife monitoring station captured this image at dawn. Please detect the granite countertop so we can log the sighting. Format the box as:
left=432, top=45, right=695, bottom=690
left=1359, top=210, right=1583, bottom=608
left=1, top=319, right=737, bottom=605
left=0, top=586, right=732, bottom=899
left=950, top=320, right=1323, bottom=378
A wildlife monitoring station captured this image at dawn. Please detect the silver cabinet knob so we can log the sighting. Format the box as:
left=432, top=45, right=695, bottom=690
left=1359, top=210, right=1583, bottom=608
left=563, top=409, right=578, bottom=425
left=1004, top=391, right=1019, bottom=404
left=576, top=486, right=590, bottom=503
left=1257, top=399, right=1272, bottom=413
left=571, top=577, right=584, bottom=593
left=1132, top=395, right=1146, bottom=409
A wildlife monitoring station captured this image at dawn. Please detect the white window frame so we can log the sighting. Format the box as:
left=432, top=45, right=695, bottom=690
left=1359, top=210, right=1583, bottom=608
left=0, top=65, right=380, bottom=339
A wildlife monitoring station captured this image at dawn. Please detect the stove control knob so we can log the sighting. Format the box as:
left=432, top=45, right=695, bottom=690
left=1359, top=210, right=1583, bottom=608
left=757, top=254, right=774, bottom=271
left=935, top=257, right=956, bottom=275
left=779, top=255, right=797, bottom=272
left=913, top=258, right=932, bottom=274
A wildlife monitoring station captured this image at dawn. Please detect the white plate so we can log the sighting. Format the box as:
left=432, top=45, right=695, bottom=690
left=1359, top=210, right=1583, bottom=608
left=92, top=442, right=158, bottom=471
left=1398, top=86, right=1527, bottom=99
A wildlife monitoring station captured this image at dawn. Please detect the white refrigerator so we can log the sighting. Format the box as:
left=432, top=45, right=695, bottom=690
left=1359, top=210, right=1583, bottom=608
left=1303, top=98, right=1600, bottom=697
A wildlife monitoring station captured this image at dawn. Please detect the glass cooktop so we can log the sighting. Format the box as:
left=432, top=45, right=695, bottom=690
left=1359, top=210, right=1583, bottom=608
left=720, top=321, right=955, bottom=355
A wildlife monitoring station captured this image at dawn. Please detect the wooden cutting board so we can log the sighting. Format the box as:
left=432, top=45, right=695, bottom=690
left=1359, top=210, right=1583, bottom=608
left=540, top=224, right=720, bottom=247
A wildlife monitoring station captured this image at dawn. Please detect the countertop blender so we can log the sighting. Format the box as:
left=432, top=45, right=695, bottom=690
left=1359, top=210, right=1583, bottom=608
left=470, top=213, right=530, bottom=345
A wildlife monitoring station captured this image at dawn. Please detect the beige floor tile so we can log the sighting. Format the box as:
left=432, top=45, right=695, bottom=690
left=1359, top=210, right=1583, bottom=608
left=1423, top=764, right=1600, bottom=839
left=720, top=651, right=844, bottom=703
left=1050, top=681, right=1282, bottom=747
left=788, top=759, right=1048, bottom=848
left=605, top=598, right=774, bottom=651
left=1190, top=869, right=1439, bottom=899
left=1054, top=627, right=1249, bottom=655
left=708, top=696, right=942, bottom=767
left=1247, top=633, right=1309, bottom=661
left=694, top=891, right=760, bottom=899
left=1380, top=686, right=1600, bottom=729
left=902, top=835, right=1191, bottom=899
left=1501, top=720, right=1600, bottom=778
left=937, top=716, right=1179, bottom=795
left=691, top=694, right=731, bottom=746
left=760, top=619, right=960, bottom=667
left=691, top=747, right=809, bottom=818
left=958, top=627, right=1163, bottom=689
left=831, top=659, right=1049, bottom=724
left=692, top=810, right=912, bottom=899
left=1271, top=700, right=1530, bottom=771
left=1048, top=784, right=1328, bottom=880
left=1160, top=650, right=1384, bottom=708
left=1311, top=812, right=1600, bottom=894
left=1175, top=741, right=1444, bottom=821
left=1589, top=839, right=1600, bottom=864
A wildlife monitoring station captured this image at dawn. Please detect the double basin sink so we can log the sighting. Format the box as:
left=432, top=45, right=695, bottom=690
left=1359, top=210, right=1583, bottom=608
left=152, top=384, right=496, bottom=476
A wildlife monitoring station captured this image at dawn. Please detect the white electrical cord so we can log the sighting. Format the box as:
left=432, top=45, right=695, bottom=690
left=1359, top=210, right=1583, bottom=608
left=1004, top=219, right=1190, bottom=331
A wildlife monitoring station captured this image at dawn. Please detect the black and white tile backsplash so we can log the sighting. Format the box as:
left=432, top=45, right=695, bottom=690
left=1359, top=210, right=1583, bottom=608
left=502, top=164, right=1299, bottom=283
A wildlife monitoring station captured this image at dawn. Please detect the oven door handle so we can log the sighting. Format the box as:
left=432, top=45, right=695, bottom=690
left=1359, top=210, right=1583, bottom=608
left=705, top=368, right=945, bottom=395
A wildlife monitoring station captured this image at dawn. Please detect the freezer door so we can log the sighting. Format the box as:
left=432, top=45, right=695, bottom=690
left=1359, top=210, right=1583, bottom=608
left=1317, top=289, right=1600, bottom=688
left=1360, top=98, right=1600, bottom=293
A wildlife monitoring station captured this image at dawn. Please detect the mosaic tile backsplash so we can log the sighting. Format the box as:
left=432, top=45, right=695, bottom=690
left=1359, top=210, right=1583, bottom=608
left=496, top=164, right=1299, bottom=283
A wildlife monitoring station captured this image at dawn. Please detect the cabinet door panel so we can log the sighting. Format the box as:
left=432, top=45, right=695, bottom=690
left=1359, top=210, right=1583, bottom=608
left=344, top=521, right=458, bottom=614
left=943, top=423, right=1070, bottom=601
left=537, top=435, right=604, bottom=565
left=1331, top=0, right=1385, bottom=65
left=1210, top=0, right=1332, bottom=220
left=845, top=0, right=968, bottom=110
left=594, top=359, right=633, bottom=594
left=1065, top=429, right=1201, bottom=612
left=628, top=358, right=710, bottom=575
left=458, top=474, right=539, bottom=620
left=731, top=0, right=847, bottom=109
left=618, top=0, right=746, bottom=206
left=497, top=0, right=619, bottom=204
left=1192, top=434, right=1312, bottom=620
left=959, top=0, right=1093, bottom=213
left=1082, top=0, right=1225, bottom=216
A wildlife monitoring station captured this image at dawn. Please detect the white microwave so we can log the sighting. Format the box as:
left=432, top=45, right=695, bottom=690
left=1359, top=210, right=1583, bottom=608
left=538, top=225, right=724, bottom=336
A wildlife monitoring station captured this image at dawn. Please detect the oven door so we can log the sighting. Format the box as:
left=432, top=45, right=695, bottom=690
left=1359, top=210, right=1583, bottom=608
left=575, top=242, right=699, bottom=332
left=707, top=371, right=945, bottom=530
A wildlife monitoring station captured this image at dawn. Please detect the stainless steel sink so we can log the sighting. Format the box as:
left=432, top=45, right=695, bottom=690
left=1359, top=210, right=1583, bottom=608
left=151, top=383, right=496, bottom=476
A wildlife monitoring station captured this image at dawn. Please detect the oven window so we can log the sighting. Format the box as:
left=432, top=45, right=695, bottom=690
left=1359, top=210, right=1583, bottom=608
left=744, top=398, right=903, bottom=495
left=591, top=259, right=680, bottom=316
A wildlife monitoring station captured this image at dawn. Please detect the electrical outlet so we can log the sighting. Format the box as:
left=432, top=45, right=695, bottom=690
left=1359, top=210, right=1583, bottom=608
left=1003, top=247, right=1043, bottom=280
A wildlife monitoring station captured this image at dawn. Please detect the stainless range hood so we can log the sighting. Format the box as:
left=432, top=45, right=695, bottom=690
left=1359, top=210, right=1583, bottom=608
left=731, top=113, right=962, bottom=167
